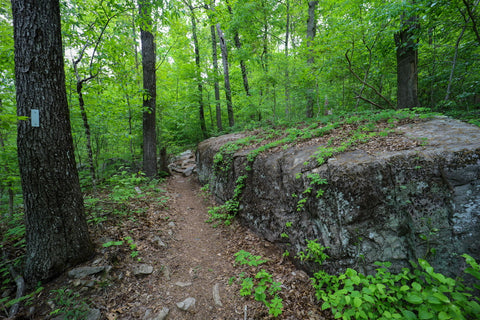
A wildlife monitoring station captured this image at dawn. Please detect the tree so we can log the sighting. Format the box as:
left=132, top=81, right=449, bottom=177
left=217, top=23, right=234, bottom=127
left=183, top=0, right=208, bottom=138
left=394, top=0, right=419, bottom=109
left=11, top=0, right=94, bottom=284
left=306, top=0, right=318, bottom=118
left=205, top=1, right=223, bottom=131
left=139, top=0, right=158, bottom=177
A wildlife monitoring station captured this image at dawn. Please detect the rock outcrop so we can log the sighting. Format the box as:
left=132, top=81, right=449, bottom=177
left=197, top=117, right=480, bottom=277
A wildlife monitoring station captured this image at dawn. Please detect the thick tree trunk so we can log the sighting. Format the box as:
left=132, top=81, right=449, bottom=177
left=11, top=0, right=94, bottom=284
left=306, top=0, right=318, bottom=118
left=216, top=24, right=234, bottom=127
left=139, top=0, right=158, bottom=177
left=394, top=10, right=419, bottom=109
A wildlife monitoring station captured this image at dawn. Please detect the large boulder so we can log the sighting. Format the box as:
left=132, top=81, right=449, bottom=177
left=196, top=117, right=480, bottom=277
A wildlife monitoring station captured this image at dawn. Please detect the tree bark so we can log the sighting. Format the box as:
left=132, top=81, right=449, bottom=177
left=226, top=1, right=251, bottom=97
left=445, top=23, right=468, bottom=102
left=11, top=0, right=94, bottom=284
left=306, top=0, right=318, bottom=118
left=185, top=2, right=208, bottom=138
left=210, top=23, right=223, bottom=131
left=462, top=0, right=480, bottom=45
left=394, top=5, right=419, bottom=109
left=206, top=2, right=223, bottom=132
left=216, top=23, right=234, bottom=127
left=139, top=0, right=158, bottom=177
left=284, top=0, right=291, bottom=116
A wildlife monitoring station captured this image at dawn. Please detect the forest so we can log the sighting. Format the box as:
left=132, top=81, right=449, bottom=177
left=1, top=0, right=480, bottom=207
left=0, top=0, right=480, bottom=318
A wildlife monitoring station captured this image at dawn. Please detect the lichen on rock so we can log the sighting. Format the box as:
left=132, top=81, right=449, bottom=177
left=197, top=116, right=480, bottom=278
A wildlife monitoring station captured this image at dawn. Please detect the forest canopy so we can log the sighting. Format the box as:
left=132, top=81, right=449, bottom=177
left=1, top=0, right=479, bottom=207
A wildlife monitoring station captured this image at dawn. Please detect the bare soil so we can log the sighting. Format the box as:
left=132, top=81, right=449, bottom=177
left=23, top=173, right=328, bottom=320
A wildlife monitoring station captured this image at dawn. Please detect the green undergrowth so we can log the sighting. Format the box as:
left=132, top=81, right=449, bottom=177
left=207, top=108, right=439, bottom=225
left=0, top=168, right=167, bottom=317
left=299, top=240, right=480, bottom=320
left=230, top=250, right=283, bottom=317
left=85, top=168, right=167, bottom=225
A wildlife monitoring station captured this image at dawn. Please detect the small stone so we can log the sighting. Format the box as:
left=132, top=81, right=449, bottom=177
left=162, top=265, right=170, bottom=280
left=133, top=264, right=154, bottom=275
left=175, top=281, right=192, bottom=287
left=183, top=166, right=195, bottom=177
left=168, top=221, right=176, bottom=228
left=176, top=297, right=196, bottom=311
left=213, top=283, right=223, bottom=306
left=152, top=235, right=167, bottom=248
left=152, top=307, right=169, bottom=320
left=85, top=308, right=101, bottom=320
left=67, top=266, right=110, bottom=279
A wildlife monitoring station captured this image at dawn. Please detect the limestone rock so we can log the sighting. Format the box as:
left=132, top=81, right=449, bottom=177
left=213, top=283, right=223, bottom=306
left=175, top=281, right=192, bottom=287
left=176, top=297, right=196, bottom=311
left=133, top=264, right=154, bottom=276
left=169, top=150, right=196, bottom=176
left=145, top=307, right=169, bottom=320
left=67, top=266, right=111, bottom=279
left=197, top=117, right=480, bottom=278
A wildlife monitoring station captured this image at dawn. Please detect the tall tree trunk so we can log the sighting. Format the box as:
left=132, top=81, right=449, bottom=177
left=11, top=0, right=94, bottom=284
left=75, top=79, right=96, bottom=188
left=284, top=0, right=291, bottom=116
left=184, top=0, right=208, bottom=138
left=445, top=23, right=468, bottom=102
left=206, top=2, right=223, bottom=131
left=394, top=4, right=419, bottom=109
left=211, top=23, right=223, bottom=131
left=216, top=24, right=234, bottom=127
left=306, top=1, right=318, bottom=118
left=139, top=0, right=158, bottom=177
left=226, top=1, right=251, bottom=97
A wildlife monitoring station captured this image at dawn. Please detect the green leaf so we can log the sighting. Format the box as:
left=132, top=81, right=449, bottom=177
left=426, top=295, right=441, bottom=305
left=405, top=293, right=423, bottom=304
left=418, top=307, right=434, bottom=319
left=411, top=282, right=422, bottom=291
left=438, top=311, right=449, bottom=320
left=363, top=294, right=375, bottom=303
left=401, top=309, right=417, bottom=320
left=433, top=292, right=450, bottom=304
left=353, top=297, right=362, bottom=308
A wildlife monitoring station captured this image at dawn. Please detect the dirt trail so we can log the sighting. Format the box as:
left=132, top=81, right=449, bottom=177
left=30, top=173, right=326, bottom=319
left=157, top=173, right=326, bottom=319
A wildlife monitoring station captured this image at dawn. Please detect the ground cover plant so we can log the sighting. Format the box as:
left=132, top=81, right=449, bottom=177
left=298, top=241, right=480, bottom=320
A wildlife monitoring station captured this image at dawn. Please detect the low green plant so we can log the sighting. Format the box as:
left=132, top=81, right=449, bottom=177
left=107, top=170, right=147, bottom=203
left=207, top=175, right=247, bottom=226
left=124, top=236, right=139, bottom=259
left=232, top=250, right=283, bottom=317
left=49, top=287, right=90, bottom=319
left=102, top=236, right=140, bottom=260
left=234, top=250, right=268, bottom=266
left=298, top=240, right=480, bottom=320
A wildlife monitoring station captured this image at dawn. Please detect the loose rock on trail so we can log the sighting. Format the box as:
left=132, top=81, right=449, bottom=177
left=29, top=172, right=327, bottom=319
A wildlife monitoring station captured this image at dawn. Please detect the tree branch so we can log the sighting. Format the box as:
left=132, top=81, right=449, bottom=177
left=462, top=0, right=480, bottom=45
left=345, top=49, right=393, bottom=107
